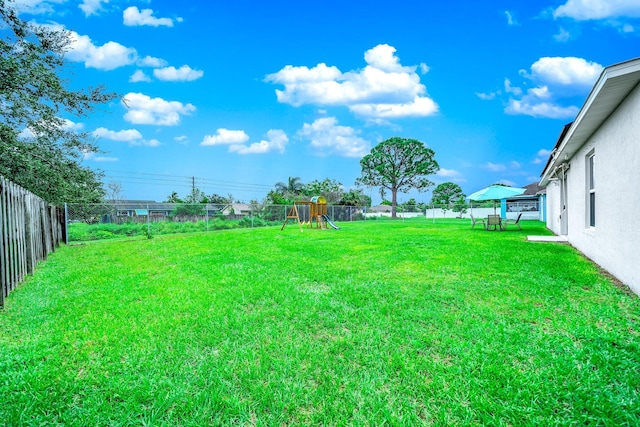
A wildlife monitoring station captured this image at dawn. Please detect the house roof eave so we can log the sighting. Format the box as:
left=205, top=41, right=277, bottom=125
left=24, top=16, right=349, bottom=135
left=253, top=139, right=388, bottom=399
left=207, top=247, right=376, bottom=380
left=540, top=57, right=640, bottom=186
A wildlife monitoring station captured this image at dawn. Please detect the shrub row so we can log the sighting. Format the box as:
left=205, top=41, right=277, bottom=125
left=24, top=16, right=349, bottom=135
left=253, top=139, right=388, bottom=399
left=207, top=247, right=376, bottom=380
left=68, top=217, right=281, bottom=242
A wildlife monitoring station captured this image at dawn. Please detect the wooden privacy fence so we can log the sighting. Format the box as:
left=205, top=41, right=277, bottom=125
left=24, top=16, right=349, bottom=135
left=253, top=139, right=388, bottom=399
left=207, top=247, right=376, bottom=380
left=0, top=176, right=66, bottom=308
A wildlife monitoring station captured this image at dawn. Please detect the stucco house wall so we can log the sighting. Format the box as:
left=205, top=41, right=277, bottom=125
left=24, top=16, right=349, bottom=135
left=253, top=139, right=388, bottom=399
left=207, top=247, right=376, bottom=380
left=566, top=82, right=640, bottom=293
left=541, top=58, right=640, bottom=294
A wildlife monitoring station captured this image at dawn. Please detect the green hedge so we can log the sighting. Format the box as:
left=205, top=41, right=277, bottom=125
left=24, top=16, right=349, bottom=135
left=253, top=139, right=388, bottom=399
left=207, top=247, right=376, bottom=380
left=68, top=217, right=281, bottom=242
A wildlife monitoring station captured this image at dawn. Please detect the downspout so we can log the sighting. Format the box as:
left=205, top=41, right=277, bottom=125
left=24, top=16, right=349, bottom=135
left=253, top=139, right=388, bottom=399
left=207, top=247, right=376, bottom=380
left=552, top=162, right=570, bottom=235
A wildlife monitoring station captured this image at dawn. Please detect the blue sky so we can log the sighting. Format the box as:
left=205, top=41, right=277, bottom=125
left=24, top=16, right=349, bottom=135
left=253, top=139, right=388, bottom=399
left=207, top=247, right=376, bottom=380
left=14, top=0, right=640, bottom=204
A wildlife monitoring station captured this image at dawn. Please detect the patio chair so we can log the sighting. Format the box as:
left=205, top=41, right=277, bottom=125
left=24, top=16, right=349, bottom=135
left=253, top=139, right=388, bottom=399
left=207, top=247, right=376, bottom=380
left=487, top=214, right=502, bottom=231
left=470, top=214, right=486, bottom=229
left=503, top=213, right=523, bottom=230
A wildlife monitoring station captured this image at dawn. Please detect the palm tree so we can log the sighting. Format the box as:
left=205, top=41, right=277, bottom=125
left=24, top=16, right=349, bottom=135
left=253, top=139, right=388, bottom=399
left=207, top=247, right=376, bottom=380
left=165, top=191, right=181, bottom=203
left=275, top=176, right=304, bottom=196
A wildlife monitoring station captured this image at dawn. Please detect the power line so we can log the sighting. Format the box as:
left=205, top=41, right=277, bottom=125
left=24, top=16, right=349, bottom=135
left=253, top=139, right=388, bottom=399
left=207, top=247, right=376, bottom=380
left=100, top=170, right=275, bottom=197
left=102, top=170, right=273, bottom=190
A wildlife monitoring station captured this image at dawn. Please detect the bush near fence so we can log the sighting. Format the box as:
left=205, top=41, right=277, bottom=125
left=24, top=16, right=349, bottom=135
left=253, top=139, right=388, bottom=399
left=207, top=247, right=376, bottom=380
left=0, top=176, right=65, bottom=307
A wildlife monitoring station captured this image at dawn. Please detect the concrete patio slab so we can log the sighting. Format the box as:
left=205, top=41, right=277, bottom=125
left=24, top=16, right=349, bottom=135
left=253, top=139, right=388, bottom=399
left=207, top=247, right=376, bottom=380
left=527, top=235, right=568, bottom=242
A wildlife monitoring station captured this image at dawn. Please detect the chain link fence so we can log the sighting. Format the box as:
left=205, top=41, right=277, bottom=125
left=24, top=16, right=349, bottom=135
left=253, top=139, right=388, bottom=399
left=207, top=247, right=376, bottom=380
left=65, top=200, right=542, bottom=242
left=66, top=202, right=366, bottom=242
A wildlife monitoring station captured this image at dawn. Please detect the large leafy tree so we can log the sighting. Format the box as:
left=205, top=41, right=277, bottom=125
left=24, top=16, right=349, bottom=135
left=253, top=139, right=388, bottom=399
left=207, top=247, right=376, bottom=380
left=339, top=188, right=371, bottom=207
left=169, top=187, right=206, bottom=217
left=207, top=193, right=233, bottom=205
left=356, top=137, right=439, bottom=218
left=0, top=1, right=117, bottom=204
left=265, top=189, right=291, bottom=205
left=401, top=197, right=427, bottom=213
left=431, top=182, right=466, bottom=213
left=304, top=178, right=343, bottom=203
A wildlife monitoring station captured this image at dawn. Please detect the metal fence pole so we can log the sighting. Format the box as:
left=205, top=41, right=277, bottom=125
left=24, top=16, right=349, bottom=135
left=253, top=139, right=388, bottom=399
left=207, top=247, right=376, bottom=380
left=64, top=203, right=69, bottom=244
left=147, top=204, right=150, bottom=237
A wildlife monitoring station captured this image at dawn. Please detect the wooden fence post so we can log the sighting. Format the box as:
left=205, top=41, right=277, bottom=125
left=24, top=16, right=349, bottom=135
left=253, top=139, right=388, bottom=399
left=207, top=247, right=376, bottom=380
left=0, top=177, right=7, bottom=307
left=0, top=176, right=64, bottom=308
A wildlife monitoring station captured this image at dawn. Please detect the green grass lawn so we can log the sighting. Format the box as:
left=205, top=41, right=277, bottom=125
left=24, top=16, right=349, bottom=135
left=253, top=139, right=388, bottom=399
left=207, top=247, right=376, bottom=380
left=1, top=219, right=639, bottom=425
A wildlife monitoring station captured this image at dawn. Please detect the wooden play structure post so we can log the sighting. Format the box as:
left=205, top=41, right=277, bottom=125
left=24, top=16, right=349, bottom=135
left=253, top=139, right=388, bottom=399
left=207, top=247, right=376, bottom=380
left=309, top=196, right=327, bottom=229
left=280, top=196, right=328, bottom=231
left=280, top=202, right=303, bottom=232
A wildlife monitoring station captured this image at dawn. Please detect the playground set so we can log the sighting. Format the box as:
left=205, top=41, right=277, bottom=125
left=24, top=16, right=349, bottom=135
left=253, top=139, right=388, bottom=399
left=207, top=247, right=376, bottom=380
left=280, top=196, right=340, bottom=231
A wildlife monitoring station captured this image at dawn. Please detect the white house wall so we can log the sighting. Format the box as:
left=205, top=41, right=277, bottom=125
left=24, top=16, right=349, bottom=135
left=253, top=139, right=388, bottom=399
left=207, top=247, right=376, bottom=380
left=564, top=82, right=640, bottom=294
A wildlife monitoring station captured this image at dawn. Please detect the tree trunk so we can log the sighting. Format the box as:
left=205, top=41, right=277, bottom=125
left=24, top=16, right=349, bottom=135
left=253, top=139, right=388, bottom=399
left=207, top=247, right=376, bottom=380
left=391, top=188, right=397, bottom=219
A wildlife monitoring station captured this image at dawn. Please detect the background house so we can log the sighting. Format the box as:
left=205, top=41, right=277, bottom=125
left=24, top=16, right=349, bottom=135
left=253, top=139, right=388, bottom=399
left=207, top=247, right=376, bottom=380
left=366, top=205, right=392, bottom=218
left=222, top=203, right=252, bottom=219
left=539, top=57, right=640, bottom=295
left=503, top=183, right=545, bottom=221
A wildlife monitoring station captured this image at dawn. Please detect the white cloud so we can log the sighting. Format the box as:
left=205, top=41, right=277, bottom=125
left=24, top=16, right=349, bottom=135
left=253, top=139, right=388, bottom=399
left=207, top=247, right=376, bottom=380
left=297, top=117, right=370, bottom=158
left=17, top=127, right=35, bottom=139
left=503, top=57, right=603, bottom=119
left=79, top=0, right=108, bottom=17
left=523, top=57, right=603, bottom=87
left=363, top=44, right=414, bottom=73
left=229, top=129, right=289, bottom=155
left=122, top=92, right=196, bottom=126
left=92, top=127, right=161, bottom=147
left=533, top=148, right=553, bottom=164
left=504, top=79, right=522, bottom=96
left=83, top=152, right=118, bottom=162
left=123, top=6, right=177, bottom=27
left=437, top=168, right=465, bottom=182
left=18, top=117, right=82, bottom=139
left=144, top=139, right=161, bottom=147
left=553, top=0, right=640, bottom=33
left=437, top=168, right=459, bottom=178
left=505, top=10, right=518, bottom=26
left=505, top=98, right=580, bottom=118
left=482, top=162, right=507, bottom=172
left=60, top=118, right=83, bottom=131
left=93, top=127, right=142, bottom=141
left=153, top=65, right=204, bottom=82
left=174, top=135, right=188, bottom=145
left=554, top=27, right=571, bottom=42
left=66, top=30, right=137, bottom=70
left=12, top=0, right=65, bottom=14
left=129, top=70, right=151, bottom=83
left=553, top=0, right=640, bottom=20
left=137, top=56, right=168, bottom=68
left=201, top=129, right=250, bottom=146
left=265, top=44, right=438, bottom=121
left=349, top=96, right=438, bottom=119
left=476, top=91, right=497, bottom=100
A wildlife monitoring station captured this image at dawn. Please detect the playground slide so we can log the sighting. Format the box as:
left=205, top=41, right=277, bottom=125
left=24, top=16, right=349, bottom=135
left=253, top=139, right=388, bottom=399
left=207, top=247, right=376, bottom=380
left=322, top=215, right=340, bottom=230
